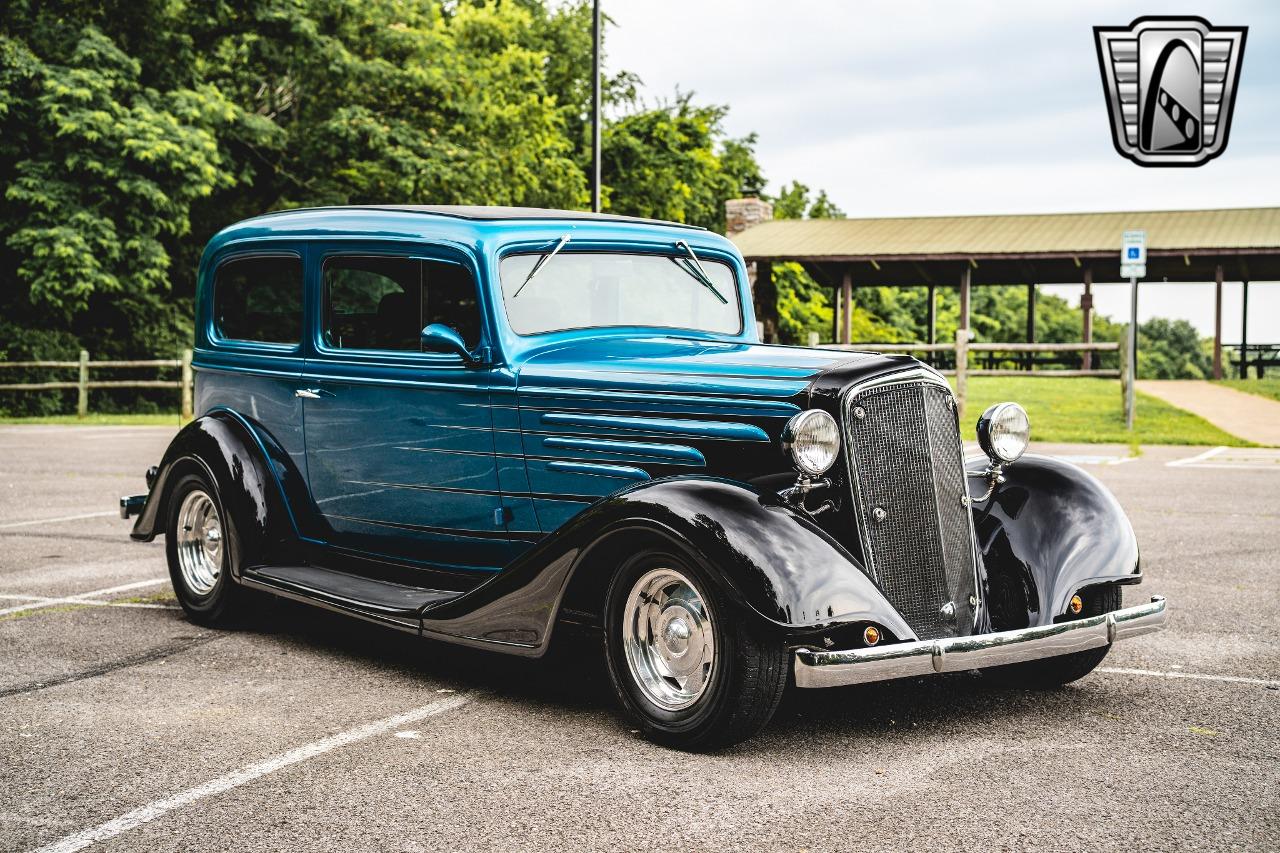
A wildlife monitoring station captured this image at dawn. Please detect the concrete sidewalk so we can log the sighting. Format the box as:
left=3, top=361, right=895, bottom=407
left=1137, top=380, right=1280, bottom=446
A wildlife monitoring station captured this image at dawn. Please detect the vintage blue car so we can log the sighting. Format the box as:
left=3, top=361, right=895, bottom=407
left=122, top=205, right=1166, bottom=750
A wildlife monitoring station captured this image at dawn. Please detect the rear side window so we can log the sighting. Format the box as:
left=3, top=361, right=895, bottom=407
left=213, top=255, right=303, bottom=345
left=324, top=255, right=480, bottom=352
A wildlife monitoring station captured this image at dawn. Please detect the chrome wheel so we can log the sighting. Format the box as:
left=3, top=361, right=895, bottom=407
left=175, top=489, right=223, bottom=596
left=622, top=567, right=716, bottom=711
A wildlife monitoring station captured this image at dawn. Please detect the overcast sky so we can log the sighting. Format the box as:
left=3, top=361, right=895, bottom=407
left=607, top=1, right=1279, bottom=343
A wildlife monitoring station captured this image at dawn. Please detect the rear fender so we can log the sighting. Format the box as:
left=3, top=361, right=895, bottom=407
left=967, top=454, right=1141, bottom=630
left=129, top=409, right=312, bottom=572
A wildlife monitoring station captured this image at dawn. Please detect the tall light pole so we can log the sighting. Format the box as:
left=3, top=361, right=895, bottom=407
left=590, top=0, right=602, bottom=212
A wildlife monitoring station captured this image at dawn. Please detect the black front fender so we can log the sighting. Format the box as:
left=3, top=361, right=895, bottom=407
left=129, top=409, right=312, bottom=571
left=421, top=477, right=912, bottom=654
left=968, top=454, right=1141, bottom=630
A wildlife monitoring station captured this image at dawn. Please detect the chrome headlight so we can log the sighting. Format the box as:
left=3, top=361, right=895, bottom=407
left=781, top=409, right=840, bottom=476
left=977, top=402, right=1030, bottom=465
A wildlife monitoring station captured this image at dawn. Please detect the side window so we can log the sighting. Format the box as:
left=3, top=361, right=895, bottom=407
left=213, top=255, right=303, bottom=345
left=324, top=255, right=481, bottom=352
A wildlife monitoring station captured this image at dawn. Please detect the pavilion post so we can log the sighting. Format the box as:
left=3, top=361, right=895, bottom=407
left=1025, top=282, right=1036, bottom=371
left=841, top=269, right=853, bottom=345
left=832, top=287, right=840, bottom=344
left=1081, top=267, right=1094, bottom=371
left=1240, top=279, right=1250, bottom=379
left=926, top=283, right=937, bottom=345
left=954, top=329, right=969, bottom=425
left=926, top=283, right=937, bottom=367
left=755, top=260, right=778, bottom=343
left=1213, top=264, right=1224, bottom=380
left=959, top=266, right=971, bottom=334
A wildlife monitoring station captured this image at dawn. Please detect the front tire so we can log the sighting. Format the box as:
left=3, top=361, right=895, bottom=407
left=979, top=584, right=1122, bottom=688
left=603, top=547, right=787, bottom=751
left=165, top=469, right=245, bottom=627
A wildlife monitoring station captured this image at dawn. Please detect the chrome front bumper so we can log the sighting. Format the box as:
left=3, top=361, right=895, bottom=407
left=794, top=595, right=1167, bottom=688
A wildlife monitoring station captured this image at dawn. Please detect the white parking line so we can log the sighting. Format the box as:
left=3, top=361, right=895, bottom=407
left=1165, top=446, right=1280, bottom=470
left=0, top=579, right=167, bottom=617
left=1098, top=666, right=1279, bottom=688
left=0, top=594, right=178, bottom=611
left=0, top=510, right=119, bottom=530
left=1166, top=446, right=1227, bottom=467
left=32, top=693, right=472, bottom=853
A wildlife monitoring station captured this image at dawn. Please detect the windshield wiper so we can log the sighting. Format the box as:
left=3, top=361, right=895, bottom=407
left=512, top=234, right=571, bottom=298
left=673, top=240, right=728, bottom=304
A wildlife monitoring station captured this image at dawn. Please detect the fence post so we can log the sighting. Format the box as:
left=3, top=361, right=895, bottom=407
left=77, top=350, right=89, bottom=418
left=181, top=349, right=194, bottom=419
left=954, top=329, right=968, bottom=426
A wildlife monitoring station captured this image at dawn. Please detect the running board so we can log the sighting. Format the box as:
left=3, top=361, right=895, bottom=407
left=241, top=565, right=460, bottom=633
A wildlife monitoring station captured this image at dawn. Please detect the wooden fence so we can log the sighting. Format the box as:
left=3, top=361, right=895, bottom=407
left=819, top=332, right=1128, bottom=422
left=0, top=350, right=193, bottom=418
left=2, top=337, right=1131, bottom=426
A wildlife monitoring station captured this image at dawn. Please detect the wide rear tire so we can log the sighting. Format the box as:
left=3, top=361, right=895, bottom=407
left=603, top=547, right=787, bottom=751
left=164, top=469, right=247, bottom=627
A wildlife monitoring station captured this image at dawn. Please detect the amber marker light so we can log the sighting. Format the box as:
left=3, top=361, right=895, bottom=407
left=863, top=626, right=881, bottom=646
left=1069, top=594, right=1084, bottom=615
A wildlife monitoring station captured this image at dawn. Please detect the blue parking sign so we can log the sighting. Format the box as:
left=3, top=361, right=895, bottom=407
left=1127, top=246, right=1140, bottom=259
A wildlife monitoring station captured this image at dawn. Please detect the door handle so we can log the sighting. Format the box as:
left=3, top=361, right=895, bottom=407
left=295, top=388, right=333, bottom=399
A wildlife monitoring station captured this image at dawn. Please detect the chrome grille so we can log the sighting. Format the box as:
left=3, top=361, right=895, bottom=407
left=844, top=376, right=978, bottom=641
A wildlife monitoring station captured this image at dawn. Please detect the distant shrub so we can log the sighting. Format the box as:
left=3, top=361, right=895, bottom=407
left=0, top=321, right=81, bottom=416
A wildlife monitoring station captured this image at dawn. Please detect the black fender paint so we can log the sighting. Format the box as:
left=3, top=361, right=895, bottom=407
left=130, top=409, right=313, bottom=571
left=419, top=477, right=916, bottom=655
left=966, top=453, right=1141, bottom=630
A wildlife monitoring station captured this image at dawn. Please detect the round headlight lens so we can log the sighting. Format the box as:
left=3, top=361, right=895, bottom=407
left=977, top=402, right=1030, bottom=464
left=782, top=409, right=840, bottom=476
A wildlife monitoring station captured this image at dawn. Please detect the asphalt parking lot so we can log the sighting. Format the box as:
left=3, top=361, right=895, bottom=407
left=1, top=426, right=1277, bottom=852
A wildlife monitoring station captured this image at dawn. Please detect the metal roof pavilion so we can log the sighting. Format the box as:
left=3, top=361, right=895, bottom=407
left=732, top=206, right=1280, bottom=285
left=729, top=205, right=1279, bottom=377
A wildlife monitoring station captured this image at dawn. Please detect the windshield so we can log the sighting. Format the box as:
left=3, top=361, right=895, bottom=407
left=499, top=252, right=743, bottom=336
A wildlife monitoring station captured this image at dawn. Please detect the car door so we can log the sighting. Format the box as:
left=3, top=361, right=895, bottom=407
left=196, top=249, right=307, bottom=473
left=299, top=245, right=512, bottom=572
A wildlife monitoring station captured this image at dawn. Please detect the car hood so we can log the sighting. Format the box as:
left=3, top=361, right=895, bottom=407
left=513, top=335, right=910, bottom=405
left=511, top=335, right=929, bottom=501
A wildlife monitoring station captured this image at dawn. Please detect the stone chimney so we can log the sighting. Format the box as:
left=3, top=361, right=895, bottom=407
left=725, top=195, right=773, bottom=237
left=724, top=194, right=776, bottom=341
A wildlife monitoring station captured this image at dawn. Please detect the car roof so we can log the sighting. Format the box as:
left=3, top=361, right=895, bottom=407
left=253, top=205, right=707, bottom=231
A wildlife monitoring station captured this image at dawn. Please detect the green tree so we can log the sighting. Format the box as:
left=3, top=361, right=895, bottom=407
left=0, top=25, right=262, bottom=362
left=1, top=2, right=593, bottom=369
left=602, top=93, right=758, bottom=230
left=1137, top=318, right=1213, bottom=379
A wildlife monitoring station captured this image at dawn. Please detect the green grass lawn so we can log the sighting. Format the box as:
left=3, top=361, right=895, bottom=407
left=1215, top=377, right=1280, bottom=404
left=956, top=376, right=1249, bottom=447
left=0, top=412, right=189, bottom=426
